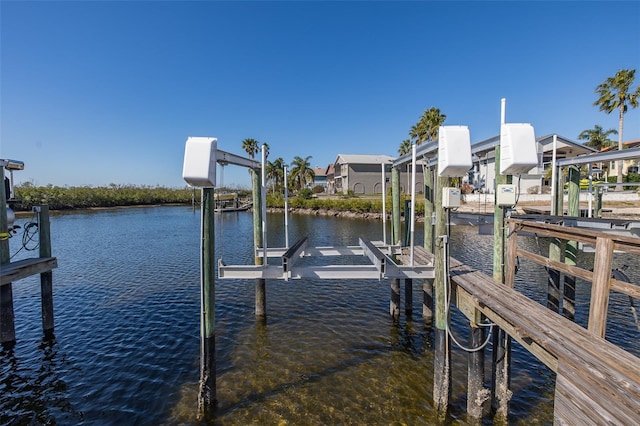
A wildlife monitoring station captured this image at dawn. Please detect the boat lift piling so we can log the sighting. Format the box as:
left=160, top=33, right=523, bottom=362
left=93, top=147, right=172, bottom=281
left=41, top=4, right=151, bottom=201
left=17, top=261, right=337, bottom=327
left=182, top=137, right=261, bottom=418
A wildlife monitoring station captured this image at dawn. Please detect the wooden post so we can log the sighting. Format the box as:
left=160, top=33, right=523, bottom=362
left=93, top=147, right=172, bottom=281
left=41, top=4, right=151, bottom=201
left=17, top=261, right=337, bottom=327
left=422, top=166, right=434, bottom=324
left=563, top=166, right=579, bottom=321
left=467, top=324, right=487, bottom=422
left=38, top=205, right=54, bottom=335
left=391, top=167, right=401, bottom=246
left=588, top=237, right=614, bottom=338
left=404, top=279, right=413, bottom=317
left=594, top=186, right=603, bottom=218
left=252, top=169, right=266, bottom=318
left=505, top=221, right=518, bottom=288
left=198, top=188, right=216, bottom=417
left=0, top=167, right=15, bottom=344
left=390, top=167, right=401, bottom=321
left=390, top=279, right=400, bottom=321
left=433, top=175, right=451, bottom=418
left=547, top=240, right=563, bottom=313
left=547, top=168, right=563, bottom=313
left=424, top=166, right=434, bottom=253
left=555, top=168, right=565, bottom=216
left=491, top=145, right=512, bottom=421
left=403, top=199, right=411, bottom=246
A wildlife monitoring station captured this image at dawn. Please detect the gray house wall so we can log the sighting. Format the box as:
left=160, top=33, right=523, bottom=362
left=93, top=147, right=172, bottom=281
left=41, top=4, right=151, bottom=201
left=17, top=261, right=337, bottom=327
left=336, top=163, right=424, bottom=194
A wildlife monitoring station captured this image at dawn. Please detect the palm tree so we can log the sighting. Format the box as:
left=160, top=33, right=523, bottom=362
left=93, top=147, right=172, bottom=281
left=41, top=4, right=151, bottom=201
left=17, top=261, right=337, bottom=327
left=398, top=139, right=412, bottom=155
left=594, top=68, right=640, bottom=185
left=578, top=125, right=617, bottom=151
left=288, top=155, right=315, bottom=191
left=241, top=138, right=259, bottom=159
left=266, top=157, right=286, bottom=193
left=409, top=107, right=447, bottom=145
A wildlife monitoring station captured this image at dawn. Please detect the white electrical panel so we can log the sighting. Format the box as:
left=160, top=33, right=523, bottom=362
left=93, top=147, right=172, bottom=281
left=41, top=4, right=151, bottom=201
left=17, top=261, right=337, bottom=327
left=442, top=187, right=461, bottom=208
left=497, top=184, right=516, bottom=206
left=500, top=123, right=538, bottom=175
left=182, top=137, right=217, bottom=187
left=438, top=126, right=472, bottom=177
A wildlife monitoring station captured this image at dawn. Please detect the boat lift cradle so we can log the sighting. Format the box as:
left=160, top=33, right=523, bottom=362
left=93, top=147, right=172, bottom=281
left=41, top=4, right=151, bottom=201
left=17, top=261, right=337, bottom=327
left=218, top=236, right=435, bottom=281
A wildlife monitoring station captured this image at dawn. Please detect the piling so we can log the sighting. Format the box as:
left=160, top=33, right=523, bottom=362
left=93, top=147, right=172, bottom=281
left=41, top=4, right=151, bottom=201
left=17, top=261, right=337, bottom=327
left=391, top=167, right=401, bottom=245
left=433, top=175, right=451, bottom=418
left=198, top=187, right=216, bottom=416
left=404, top=279, right=413, bottom=317
left=390, top=279, right=400, bottom=321
left=467, top=324, right=486, bottom=422
left=390, top=167, right=401, bottom=321
left=38, top=206, right=54, bottom=335
left=402, top=199, right=413, bottom=316
left=594, top=186, right=603, bottom=218
left=423, top=166, right=434, bottom=324
left=563, top=166, right=579, bottom=320
left=252, top=168, right=266, bottom=318
left=490, top=145, right=511, bottom=421
left=0, top=168, right=15, bottom=344
left=547, top=167, right=563, bottom=313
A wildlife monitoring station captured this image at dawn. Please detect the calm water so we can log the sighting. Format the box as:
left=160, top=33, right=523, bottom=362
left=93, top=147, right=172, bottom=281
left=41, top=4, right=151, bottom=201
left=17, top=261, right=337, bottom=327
left=2, top=206, right=638, bottom=425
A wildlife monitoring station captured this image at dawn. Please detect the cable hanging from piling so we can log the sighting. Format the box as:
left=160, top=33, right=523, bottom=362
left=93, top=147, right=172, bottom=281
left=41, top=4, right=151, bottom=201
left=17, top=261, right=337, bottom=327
left=9, top=211, right=40, bottom=260
left=441, top=213, right=494, bottom=353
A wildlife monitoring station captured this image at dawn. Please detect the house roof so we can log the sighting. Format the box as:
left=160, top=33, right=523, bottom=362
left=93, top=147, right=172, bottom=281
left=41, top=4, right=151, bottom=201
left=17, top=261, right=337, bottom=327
left=312, top=166, right=327, bottom=177
left=334, top=154, right=395, bottom=165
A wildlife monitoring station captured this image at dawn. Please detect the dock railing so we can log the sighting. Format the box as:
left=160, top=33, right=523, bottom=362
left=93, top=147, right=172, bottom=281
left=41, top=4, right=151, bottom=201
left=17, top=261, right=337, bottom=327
left=505, top=217, right=640, bottom=338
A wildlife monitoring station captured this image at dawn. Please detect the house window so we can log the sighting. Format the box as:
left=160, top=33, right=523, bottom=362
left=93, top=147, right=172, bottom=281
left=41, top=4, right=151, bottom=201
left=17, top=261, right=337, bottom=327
left=629, top=166, right=639, bottom=174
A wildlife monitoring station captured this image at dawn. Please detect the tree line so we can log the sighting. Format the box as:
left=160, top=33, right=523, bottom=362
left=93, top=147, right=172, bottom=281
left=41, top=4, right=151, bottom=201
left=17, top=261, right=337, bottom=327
left=241, top=137, right=316, bottom=194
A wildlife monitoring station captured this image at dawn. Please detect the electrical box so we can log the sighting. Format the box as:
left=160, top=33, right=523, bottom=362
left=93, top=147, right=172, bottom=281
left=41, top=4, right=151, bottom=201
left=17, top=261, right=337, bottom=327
left=442, top=187, right=461, bottom=208
left=496, top=184, right=516, bottom=206
left=500, top=123, right=538, bottom=175
left=182, top=137, right=217, bottom=187
left=438, top=126, right=472, bottom=177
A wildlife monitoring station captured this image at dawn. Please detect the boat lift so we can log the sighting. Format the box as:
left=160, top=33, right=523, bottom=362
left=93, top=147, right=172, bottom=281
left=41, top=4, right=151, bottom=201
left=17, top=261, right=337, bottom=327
left=218, top=236, right=434, bottom=280
left=182, top=137, right=436, bottom=282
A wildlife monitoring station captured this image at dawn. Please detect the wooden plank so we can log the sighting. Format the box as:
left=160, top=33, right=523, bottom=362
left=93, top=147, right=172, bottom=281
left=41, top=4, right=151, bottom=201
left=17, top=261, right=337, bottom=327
left=448, top=258, right=640, bottom=376
left=450, top=263, right=640, bottom=398
left=508, top=219, right=640, bottom=255
left=555, top=359, right=640, bottom=425
left=610, top=278, right=640, bottom=299
left=516, top=248, right=594, bottom=282
left=588, top=237, right=614, bottom=338
left=0, top=257, right=58, bottom=286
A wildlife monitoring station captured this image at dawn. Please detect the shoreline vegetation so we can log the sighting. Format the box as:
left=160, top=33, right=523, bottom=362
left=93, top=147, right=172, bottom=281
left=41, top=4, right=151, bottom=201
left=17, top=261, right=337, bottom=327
left=10, top=184, right=640, bottom=219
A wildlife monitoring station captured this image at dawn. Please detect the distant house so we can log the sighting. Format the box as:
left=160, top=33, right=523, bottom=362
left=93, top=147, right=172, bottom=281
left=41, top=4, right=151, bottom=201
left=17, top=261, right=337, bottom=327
left=603, top=140, right=640, bottom=179
left=329, top=154, right=424, bottom=195
left=469, top=134, right=597, bottom=194
left=311, top=166, right=328, bottom=189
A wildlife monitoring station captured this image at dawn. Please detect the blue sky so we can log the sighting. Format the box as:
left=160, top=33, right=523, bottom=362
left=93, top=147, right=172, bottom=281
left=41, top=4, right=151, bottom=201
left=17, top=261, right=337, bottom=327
left=2, top=1, right=639, bottom=189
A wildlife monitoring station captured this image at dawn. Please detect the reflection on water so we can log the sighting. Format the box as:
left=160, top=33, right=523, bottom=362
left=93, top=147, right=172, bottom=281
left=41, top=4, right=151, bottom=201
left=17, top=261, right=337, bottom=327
left=1, top=206, right=638, bottom=424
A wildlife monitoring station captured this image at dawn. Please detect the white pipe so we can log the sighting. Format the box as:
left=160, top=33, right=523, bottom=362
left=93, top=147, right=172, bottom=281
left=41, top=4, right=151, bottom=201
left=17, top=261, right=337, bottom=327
left=284, top=166, right=289, bottom=248
left=410, top=144, right=416, bottom=266
left=588, top=173, right=593, bottom=218
left=381, top=162, right=387, bottom=245
left=500, top=98, right=506, bottom=125
left=550, top=134, right=558, bottom=215
left=261, top=145, right=268, bottom=265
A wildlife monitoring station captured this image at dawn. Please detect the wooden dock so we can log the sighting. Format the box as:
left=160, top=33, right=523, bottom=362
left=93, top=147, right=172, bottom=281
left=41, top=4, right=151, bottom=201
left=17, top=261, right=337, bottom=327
left=1, top=201, right=57, bottom=343
left=1, top=257, right=57, bottom=287
left=394, top=219, right=640, bottom=424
